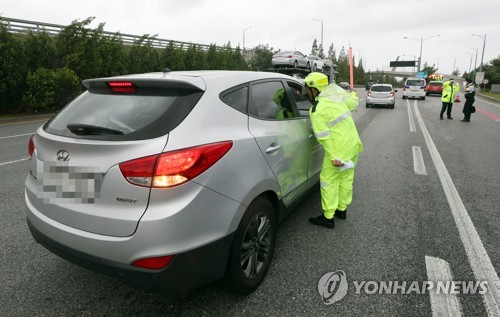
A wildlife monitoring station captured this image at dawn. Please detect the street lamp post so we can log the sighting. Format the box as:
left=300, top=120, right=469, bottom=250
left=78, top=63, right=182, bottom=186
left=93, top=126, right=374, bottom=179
left=243, top=26, right=252, bottom=51
left=313, top=19, right=323, bottom=53
left=466, top=53, right=473, bottom=75
left=472, top=34, right=486, bottom=72
left=403, top=34, right=441, bottom=72
left=451, top=56, right=456, bottom=74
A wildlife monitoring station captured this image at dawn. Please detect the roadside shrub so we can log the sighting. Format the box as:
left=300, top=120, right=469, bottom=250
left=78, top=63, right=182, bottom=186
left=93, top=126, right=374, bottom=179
left=23, top=67, right=81, bottom=113
left=0, top=23, right=28, bottom=113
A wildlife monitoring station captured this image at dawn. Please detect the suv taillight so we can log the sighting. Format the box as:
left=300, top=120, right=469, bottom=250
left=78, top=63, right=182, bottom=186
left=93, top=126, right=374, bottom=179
left=390, top=91, right=394, bottom=97
left=367, top=91, right=372, bottom=97
left=28, top=134, right=35, bottom=158
left=119, top=141, right=233, bottom=188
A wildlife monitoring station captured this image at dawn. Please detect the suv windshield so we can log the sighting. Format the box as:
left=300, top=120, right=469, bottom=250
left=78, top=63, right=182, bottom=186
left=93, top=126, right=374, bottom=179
left=44, top=88, right=203, bottom=141
left=429, top=82, right=443, bottom=86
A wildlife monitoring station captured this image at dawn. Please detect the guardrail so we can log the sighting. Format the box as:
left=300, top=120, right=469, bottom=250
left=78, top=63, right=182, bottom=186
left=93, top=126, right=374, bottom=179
left=1, top=17, right=233, bottom=52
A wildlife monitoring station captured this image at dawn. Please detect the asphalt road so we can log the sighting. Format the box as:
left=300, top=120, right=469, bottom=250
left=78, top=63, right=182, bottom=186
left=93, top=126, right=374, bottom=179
left=1, top=92, right=499, bottom=316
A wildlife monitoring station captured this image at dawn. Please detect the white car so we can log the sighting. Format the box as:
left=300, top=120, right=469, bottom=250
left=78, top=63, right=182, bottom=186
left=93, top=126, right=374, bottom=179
left=366, top=84, right=397, bottom=109
left=306, top=55, right=324, bottom=71
left=402, top=77, right=427, bottom=100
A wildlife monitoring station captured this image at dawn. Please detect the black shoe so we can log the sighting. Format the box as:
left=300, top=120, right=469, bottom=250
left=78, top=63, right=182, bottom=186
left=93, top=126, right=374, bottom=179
left=447, top=117, right=453, bottom=119
left=461, top=119, right=470, bottom=122
left=309, top=214, right=335, bottom=228
left=440, top=116, right=444, bottom=120
left=335, top=209, right=347, bottom=220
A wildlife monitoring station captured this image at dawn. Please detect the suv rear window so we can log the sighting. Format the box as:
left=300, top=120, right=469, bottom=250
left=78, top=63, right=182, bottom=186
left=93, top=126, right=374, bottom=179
left=371, top=86, right=392, bottom=92
left=429, top=82, right=443, bottom=87
left=406, top=80, right=425, bottom=86
left=44, top=88, right=203, bottom=141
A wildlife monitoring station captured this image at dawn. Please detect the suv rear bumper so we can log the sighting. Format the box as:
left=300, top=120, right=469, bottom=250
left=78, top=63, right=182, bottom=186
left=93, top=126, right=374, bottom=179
left=28, top=218, right=234, bottom=293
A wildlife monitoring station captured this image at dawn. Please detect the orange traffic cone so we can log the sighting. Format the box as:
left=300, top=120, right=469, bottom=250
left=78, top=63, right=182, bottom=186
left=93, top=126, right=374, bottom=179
left=454, top=94, right=460, bottom=103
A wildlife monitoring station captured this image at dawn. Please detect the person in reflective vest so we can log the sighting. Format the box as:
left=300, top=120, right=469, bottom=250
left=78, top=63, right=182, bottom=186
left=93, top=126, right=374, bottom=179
left=273, top=88, right=294, bottom=119
left=304, top=72, right=363, bottom=228
left=440, top=79, right=460, bottom=120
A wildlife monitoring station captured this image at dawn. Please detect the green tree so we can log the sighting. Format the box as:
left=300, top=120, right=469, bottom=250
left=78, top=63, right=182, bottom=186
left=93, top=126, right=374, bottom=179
left=0, top=22, right=27, bottom=113
left=98, top=33, right=127, bottom=76
left=317, top=44, right=325, bottom=59
left=128, top=34, right=162, bottom=73
left=184, top=44, right=206, bottom=70
left=56, top=17, right=128, bottom=79
left=206, top=44, right=221, bottom=69
left=24, top=31, right=56, bottom=72
left=480, top=56, right=500, bottom=88
left=421, top=62, right=438, bottom=76
left=310, top=39, right=318, bottom=56
left=327, top=43, right=337, bottom=64
left=23, top=67, right=81, bottom=113
left=337, top=46, right=349, bottom=82
left=250, top=44, right=274, bottom=71
left=56, top=17, right=103, bottom=79
left=355, top=57, right=366, bottom=85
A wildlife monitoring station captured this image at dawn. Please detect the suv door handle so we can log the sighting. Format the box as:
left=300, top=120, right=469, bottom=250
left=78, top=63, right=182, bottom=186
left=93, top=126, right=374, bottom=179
left=266, top=144, right=281, bottom=154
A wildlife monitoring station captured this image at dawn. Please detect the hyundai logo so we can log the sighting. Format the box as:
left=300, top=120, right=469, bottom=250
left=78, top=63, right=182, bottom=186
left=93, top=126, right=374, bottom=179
left=56, top=150, right=70, bottom=162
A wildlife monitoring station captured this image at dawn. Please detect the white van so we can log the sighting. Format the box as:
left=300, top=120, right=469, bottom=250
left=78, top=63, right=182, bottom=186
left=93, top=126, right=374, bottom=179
left=402, top=77, right=427, bottom=100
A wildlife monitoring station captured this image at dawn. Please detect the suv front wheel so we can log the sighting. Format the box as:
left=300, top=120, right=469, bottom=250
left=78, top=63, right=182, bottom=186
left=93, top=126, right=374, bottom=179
left=226, top=197, right=277, bottom=294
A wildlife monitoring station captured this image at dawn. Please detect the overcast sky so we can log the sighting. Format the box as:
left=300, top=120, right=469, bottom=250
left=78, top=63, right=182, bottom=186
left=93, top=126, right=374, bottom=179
left=2, top=0, right=499, bottom=77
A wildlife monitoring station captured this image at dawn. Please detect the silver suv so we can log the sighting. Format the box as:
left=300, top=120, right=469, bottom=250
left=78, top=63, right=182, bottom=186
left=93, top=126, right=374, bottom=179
left=402, top=77, right=427, bottom=100
left=25, top=71, right=323, bottom=294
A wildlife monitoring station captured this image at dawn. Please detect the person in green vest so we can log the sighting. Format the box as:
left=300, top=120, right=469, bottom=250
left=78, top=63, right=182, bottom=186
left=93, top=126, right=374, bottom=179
left=303, top=72, right=363, bottom=229
left=440, top=79, right=460, bottom=120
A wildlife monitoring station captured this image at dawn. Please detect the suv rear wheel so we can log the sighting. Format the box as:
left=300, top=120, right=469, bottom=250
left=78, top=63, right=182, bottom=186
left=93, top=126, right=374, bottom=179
left=226, top=197, right=277, bottom=294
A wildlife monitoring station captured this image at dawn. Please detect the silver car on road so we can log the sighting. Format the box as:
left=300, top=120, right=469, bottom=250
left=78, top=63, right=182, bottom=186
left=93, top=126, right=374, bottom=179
left=25, top=71, right=323, bottom=294
left=271, top=50, right=310, bottom=69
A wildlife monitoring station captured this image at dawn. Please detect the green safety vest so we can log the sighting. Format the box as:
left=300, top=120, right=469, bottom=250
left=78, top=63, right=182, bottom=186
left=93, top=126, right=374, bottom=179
left=309, top=86, right=363, bottom=162
left=441, top=81, right=460, bottom=103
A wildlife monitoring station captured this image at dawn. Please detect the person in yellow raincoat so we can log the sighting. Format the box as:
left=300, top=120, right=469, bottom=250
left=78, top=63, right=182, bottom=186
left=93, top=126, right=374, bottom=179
left=440, top=79, right=460, bottom=120
left=304, top=72, right=363, bottom=228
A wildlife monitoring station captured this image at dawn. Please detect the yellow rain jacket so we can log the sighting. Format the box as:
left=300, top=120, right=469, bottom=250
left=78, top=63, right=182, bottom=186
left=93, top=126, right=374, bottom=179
left=309, top=83, right=363, bottom=217
left=441, top=81, right=460, bottom=103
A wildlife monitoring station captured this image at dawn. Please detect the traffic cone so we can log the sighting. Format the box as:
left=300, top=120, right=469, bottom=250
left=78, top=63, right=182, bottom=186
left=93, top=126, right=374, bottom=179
left=454, top=94, right=460, bottom=103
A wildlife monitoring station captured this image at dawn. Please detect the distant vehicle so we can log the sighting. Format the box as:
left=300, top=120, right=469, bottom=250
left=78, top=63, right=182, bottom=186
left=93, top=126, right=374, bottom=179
left=322, top=59, right=335, bottom=71
left=426, top=81, right=443, bottom=96
left=366, top=84, right=397, bottom=109
left=403, top=77, right=427, bottom=100
left=272, top=50, right=310, bottom=69
left=365, top=80, right=378, bottom=91
left=339, top=82, right=350, bottom=90
left=306, top=55, right=324, bottom=71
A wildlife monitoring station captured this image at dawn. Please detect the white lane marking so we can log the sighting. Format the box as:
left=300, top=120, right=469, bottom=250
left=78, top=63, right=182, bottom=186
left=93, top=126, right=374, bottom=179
left=0, top=119, right=47, bottom=126
left=406, top=99, right=416, bottom=132
left=412, top=146, right=427, bottom=175
left=0, top=133, right=33, bottom=140
left=414, top=102, right=500, bottom=316
left=0, top=158, right=29, bottom=166
left=425, top=256, right=463, bottom=317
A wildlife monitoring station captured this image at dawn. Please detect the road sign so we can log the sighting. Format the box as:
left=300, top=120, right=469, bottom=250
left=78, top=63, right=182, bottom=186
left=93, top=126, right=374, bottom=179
left=416, top=71, right=428, bottom=78
left=475, top=72, right=485, bottom=84
left=483, top=79, right=489, bottom=84
left=390, top=61, right=417, bottom=67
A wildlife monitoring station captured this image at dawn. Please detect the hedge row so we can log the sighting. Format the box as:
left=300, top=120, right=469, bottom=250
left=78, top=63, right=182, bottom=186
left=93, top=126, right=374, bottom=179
left=0, top=17, right=249, bottom=114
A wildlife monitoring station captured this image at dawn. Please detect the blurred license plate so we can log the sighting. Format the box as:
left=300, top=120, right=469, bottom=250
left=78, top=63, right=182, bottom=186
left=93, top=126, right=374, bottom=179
left=36, top=160, right=102, bottom=203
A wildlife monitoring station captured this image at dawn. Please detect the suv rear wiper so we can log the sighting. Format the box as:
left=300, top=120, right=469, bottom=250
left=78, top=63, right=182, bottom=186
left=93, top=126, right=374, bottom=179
left=67, top=124, right=124, bottom=136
